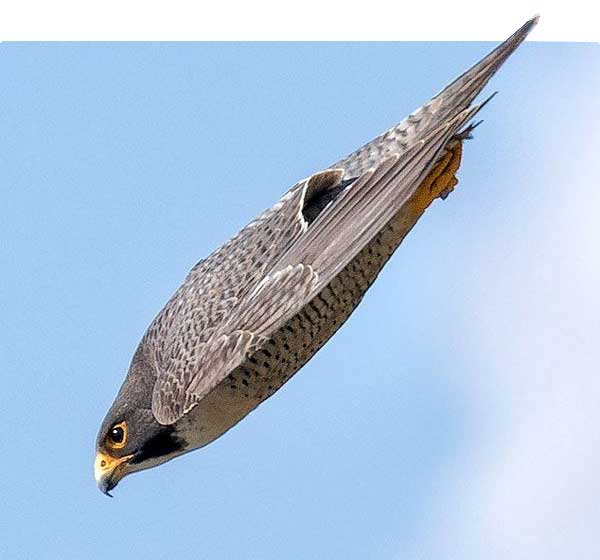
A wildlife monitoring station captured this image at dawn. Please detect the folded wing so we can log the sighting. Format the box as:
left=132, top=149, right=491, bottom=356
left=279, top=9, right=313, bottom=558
left=152, top=107, right=480, bottom=424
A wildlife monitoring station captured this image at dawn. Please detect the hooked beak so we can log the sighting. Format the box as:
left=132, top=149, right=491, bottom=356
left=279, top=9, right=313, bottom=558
left=94, top=451, right=133, bottom=496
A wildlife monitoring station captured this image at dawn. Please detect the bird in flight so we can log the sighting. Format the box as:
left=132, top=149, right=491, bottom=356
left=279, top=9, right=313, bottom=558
left=95, top=16, right=538, bottom=495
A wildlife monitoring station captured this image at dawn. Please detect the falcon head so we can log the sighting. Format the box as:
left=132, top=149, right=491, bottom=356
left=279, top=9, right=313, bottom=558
left=94, top=351, right=188, bottom=496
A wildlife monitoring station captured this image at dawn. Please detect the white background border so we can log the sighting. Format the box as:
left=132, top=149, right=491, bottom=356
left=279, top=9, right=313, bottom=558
left=0, top=1, right=597, bottom=41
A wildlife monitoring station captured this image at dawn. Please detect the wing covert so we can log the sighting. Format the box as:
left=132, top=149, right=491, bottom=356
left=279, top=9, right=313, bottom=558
left=152, top=109, right=477, bottom=425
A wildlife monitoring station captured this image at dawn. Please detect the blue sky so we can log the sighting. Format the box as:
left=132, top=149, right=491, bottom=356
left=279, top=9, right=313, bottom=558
left=1, top=41, right=598, bottom=559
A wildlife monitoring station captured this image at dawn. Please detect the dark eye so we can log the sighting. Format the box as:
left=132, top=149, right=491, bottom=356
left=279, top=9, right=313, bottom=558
left=110, top=426, right=124, bottom=443
left=106, top=421, right=128, bottom=449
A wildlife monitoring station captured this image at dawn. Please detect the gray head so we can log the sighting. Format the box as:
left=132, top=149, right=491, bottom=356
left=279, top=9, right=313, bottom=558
left=94, top=346, right=187, bottom=495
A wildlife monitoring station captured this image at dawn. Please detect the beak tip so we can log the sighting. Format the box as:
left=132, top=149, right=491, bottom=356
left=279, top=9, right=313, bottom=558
left=97, top=481, right=113, bottom=497
left=96, top=474, right=118, bottom=497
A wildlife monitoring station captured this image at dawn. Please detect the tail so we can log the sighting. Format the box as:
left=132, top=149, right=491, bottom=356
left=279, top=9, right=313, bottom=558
left=332, top=16, right=539, bottom=179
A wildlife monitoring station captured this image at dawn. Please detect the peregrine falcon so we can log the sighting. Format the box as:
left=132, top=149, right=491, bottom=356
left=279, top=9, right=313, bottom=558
left=95, top=17, right=538, bottom=495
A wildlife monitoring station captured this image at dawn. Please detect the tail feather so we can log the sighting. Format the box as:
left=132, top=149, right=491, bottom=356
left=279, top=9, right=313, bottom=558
left=428, top=16, right=538, bottom=119
left=332, top=16, right=538, bottom=179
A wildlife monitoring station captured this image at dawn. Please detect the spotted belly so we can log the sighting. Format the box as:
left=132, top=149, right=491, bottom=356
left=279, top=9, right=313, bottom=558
left=186, top=140, right=464, bottom=448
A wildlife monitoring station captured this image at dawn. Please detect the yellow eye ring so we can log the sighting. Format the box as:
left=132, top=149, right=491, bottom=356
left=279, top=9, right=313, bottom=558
left=106, top=421, right=128, bottom=450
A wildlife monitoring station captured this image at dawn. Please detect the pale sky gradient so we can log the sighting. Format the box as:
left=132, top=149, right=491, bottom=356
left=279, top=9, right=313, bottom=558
left=1, top=41, right=599, bottom=559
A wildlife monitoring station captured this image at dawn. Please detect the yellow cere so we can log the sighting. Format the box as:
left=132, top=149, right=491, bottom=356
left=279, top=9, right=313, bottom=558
left=94, top=451, right=133, bottom=483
